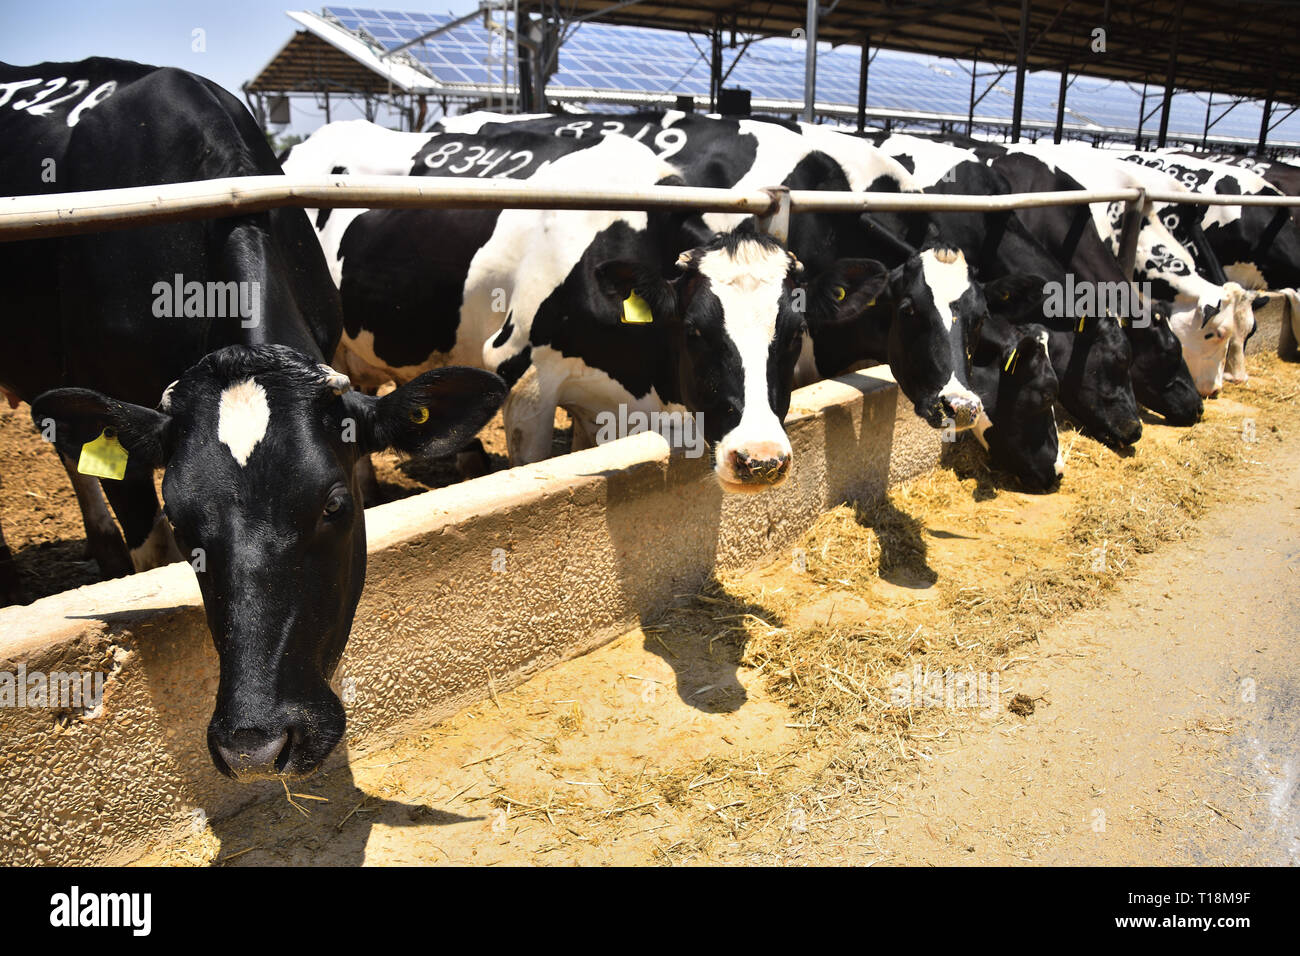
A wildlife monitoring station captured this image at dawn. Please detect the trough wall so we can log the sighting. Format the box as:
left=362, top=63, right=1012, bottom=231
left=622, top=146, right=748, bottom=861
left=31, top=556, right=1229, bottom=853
left=0, top=368, right=936, bottom=865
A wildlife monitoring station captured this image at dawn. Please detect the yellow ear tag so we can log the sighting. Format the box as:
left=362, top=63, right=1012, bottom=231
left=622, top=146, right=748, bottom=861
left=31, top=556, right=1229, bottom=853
left=621, top=291, right=654, bottom=325
left=409, top=406, right=430, bottom=425
left=832, top=286, right=846, bottom=302
left=1076, top=315, right=1086, bottom=333
left=77, top=427, right=128, bottom=481
left=1004, top=348, right=1019, bottom=374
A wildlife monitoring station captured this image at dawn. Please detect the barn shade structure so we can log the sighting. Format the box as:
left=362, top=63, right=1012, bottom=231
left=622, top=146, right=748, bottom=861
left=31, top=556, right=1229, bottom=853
left=562, top=0, right=1300, bottom=150
left=244, top=2, right=1300, bottom=153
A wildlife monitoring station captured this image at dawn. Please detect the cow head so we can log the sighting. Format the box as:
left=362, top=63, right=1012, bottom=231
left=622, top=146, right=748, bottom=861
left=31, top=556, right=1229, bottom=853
left=32, top=345, right=505, bottom=780
left=599, top=230, right=825, bottom=492
left=1223, top=288, right=1263, bottom=384
left=1168, top=293, right=1236, bottom=397
left=883, top=247, right=986, bottom=430
left=986, top=275, right=1143, bottom=450
left=1125, top=301, right=1203, bottom=425
left=971, top=326, right=1063, bottom=491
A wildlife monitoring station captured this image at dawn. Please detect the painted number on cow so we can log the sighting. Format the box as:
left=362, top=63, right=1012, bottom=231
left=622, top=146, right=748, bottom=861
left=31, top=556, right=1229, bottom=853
left=423, top=140, right=537, bottom=178
left=553, top=121, right=688, bottom=159
left=0, top=76, right=117, bottom=126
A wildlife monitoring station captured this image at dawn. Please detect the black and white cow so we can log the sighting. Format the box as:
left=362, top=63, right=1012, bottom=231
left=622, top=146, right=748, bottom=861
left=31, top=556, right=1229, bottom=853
left=472, top=112, right=1029, bottom=430
left=968, top=314, right=1063, bottom=491
left=0, top=59, right=504, bottom=779
left=860, top=132, right=1145, bottom=448
left=288, top=121, right=842, bottom=490
left=1117, top=151, right=1300, bottom=381
left=1012, top=143, right=1254, bottom=398
left=985, top=150, right=1203, bottom=425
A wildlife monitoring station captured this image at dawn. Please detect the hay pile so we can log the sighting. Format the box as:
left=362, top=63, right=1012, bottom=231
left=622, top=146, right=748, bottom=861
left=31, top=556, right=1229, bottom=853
left=525, top=354, right=1299, bottom=860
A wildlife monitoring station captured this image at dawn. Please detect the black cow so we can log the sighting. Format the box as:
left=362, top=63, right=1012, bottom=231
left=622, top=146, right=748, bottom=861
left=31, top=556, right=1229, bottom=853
left=1, top=59, right=504, bottom=779
left=289, top=122, right=832, bottom=490
left=988, top=151, right=1202, bottom=424
left=968, top=317, right=1063, bottom=491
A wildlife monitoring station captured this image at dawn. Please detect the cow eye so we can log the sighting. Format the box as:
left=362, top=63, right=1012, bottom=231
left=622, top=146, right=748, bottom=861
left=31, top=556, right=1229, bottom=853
left=323, top=490, right=349, bottom=517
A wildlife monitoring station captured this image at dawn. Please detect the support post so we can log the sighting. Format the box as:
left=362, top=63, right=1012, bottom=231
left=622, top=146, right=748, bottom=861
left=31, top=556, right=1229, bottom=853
left=1156, top=0, right=1184, bottom=149
left=968, top=52, right=977, bottom=136
left=1136, top=79, right=1147, bottom=148
left=803, top=0, right=819, bottom=123
left=1258, top=85, right=1275, bottom=157
left=710, top=23, right=722, bottom=113
left=857, top=33, right=869, bottom=133
left=1054, top=63, right=1068, bottom=143
left=1010, top=0, right=1029, bottom=142
left=1201, top=89, right=1213, bottom=150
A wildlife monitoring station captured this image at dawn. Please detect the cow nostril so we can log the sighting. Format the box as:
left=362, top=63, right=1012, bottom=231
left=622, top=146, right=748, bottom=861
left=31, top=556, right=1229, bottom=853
left=216, top=727, right=291, bottom=778
left=732, top=450, right=790, bottom=484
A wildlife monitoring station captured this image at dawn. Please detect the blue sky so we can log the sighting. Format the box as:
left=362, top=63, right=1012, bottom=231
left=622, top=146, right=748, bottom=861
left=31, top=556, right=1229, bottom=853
left=0, top=1, right=482, bottom=132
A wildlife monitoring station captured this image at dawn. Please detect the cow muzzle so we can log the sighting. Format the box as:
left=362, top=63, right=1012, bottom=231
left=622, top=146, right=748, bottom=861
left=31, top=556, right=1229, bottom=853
left=716, top=440, right=792, bottom=492
left=211, top=727, right=291, bottom=780
left=208, top=691, right=345, bottom=781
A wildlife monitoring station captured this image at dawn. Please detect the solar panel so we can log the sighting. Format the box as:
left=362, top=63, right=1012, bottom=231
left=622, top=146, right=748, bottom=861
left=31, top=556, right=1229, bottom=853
left=316, top=7, right=1299, bottom=142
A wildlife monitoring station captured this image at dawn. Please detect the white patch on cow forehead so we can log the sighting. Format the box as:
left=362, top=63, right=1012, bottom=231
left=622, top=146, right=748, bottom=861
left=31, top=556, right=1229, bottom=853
left=217, top=378, right=271, bottom=467
left=699, top=241, right=793, bottom=466
left=920, top=248, right=971, bottom=325
left=696, top=241, right=791, bottom=292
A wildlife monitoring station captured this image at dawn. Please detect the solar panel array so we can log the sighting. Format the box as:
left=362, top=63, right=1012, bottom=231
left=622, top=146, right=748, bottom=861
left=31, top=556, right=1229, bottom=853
left=318, top=7, right=1299, bottom=142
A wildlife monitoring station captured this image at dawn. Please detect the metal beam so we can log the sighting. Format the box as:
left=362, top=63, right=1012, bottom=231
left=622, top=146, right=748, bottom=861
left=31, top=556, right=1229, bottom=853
left=1054, top=62, right=1068, bottom=144
left=379, top=4, right=486, bottom=59
left=710, top=25, right=722, bottom=113
left=804, top=0, right=819, bottom=123
left=1156, top=0, right=1185, bottom=148
left=1009, top=0, right=1029, bottom=142
left=857, top=33, right=870, bottom=132
left=1258, top=87, right=1275, bottom=156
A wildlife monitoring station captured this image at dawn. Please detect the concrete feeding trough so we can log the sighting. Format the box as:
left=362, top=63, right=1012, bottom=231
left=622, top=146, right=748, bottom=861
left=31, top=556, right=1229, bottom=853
left=0, top=368, right=938, bottom=865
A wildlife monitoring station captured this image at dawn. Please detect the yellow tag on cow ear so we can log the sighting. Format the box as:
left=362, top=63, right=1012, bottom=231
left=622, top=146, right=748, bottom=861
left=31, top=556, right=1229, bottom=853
left=832, top=286, right=846, bottom=302
left=1004, top=348, right=1019, bottom=374
left=77, top=428, right=128, bottom=481
left=1076, top=315, right=1086, bottom=333
left=409, top=406, right=429, bottom=425
left=621, top=291, right=654, bottom=325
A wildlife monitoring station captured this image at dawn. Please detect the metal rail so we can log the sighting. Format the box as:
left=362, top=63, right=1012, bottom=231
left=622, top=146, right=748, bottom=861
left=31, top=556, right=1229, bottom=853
left=2, top=174, right=1300, bottom=243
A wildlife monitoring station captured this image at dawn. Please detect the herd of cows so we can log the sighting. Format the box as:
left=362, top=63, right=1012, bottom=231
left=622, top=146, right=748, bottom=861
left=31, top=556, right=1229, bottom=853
left=2, top=57, right=1299, bottom=781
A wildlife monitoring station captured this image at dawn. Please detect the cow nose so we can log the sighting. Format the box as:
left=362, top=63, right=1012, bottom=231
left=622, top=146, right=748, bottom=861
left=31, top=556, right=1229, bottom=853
left=941, top=397, right=980, bottom=430
left=214, top=727, right=291, bottom=778
left=1120, top=420, right=1143, bottom=446
left=729, top=448, right=791, bottom=485
left=1207, top=387, right=1221, bottom=399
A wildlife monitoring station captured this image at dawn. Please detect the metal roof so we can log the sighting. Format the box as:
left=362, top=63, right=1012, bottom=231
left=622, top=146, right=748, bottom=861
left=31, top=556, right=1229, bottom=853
left=242, top=6, right=1300, bottom=148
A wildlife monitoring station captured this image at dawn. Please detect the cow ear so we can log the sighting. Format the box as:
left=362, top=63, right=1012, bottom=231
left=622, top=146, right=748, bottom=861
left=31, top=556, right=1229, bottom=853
left=347, top=367, right=507, bottom=457
left=808, top=259, right=890, bottom=325
left=30, top=388, right=172, bottom=476
left=594, top=259, right=674, bottom=324
left=1007, top=332, right=1052, bottom=378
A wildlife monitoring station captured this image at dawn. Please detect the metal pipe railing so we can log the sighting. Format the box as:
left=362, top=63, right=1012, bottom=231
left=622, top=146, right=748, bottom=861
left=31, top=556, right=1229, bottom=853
left=2, top=174, right=1300, bottom=242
